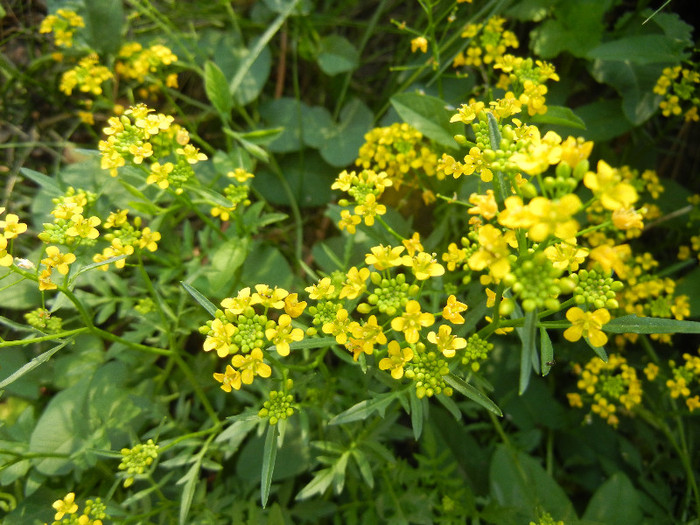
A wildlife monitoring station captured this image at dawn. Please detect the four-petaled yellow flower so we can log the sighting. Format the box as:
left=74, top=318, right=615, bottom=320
left=1, top=213, right=28, bottom=239
left=340, top=266, right=370, bottom=299
left=443, top=295, right=468, bottom=324
left=411, top=36, right=428, bottom=53
left=213, top=364, right=242, bottom=392
left=379, top=340, right=414, bottom=379
left=266, top=314, right=304, bottom=356
left=305, top=277, right=336, bottom=300
left=563, top=307, right=611, bottom=347
left=365, top=244, right=405, bottom=270
left=427, top=324, right=467, bottom=358
left=52, top=492, right=78, bottom=520
left=391, top=300, right=435, bottom=343
left=231, top=348, right=271, bottom=384
left=204, top=319, right=235, bottom=357
left=41, top=246, right=76, bottom=275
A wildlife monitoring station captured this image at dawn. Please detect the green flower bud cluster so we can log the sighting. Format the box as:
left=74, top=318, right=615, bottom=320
left=543, top=162, right=580, bottom=195
left=103, top=220, right=139, bottom=245
left=504, top=252, right=563, bottom=312
left=462, top=334, right=493, bottom=372
left=223, top=183, right=251, bottom=209
left=168, top=159, right=196, bottom=189
left=308, top=300, right=343, bottom=327
left=52, top=187, right=97, bottom=209
left=118, top=439, right=159, bottom=487
left=258, top=390, right=295, bottom=425
left=529, top=511, right=563, bottom=525
left=404, top=344, right=453, bottom=399
left=83, top=498, right=108, bottom=521
left=230, top=312, right=274, bottom=355
left=38, top=219, right=74, bottom=246
left=649, top=295, right=673, bottom=318
left=364, top=272, right=415, bottom=316
left=135, top=297, right=156, bottom=314
left=25, top=308, right=63, bottom=333
left=571, top=268, right=622, bottom=309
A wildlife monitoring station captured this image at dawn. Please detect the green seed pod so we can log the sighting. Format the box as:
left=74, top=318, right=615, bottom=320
left=573, top=159, right=589, bottom=180
left=499, top=298, right=515, bottom=316
left=454, top=134, right=468, bottom=147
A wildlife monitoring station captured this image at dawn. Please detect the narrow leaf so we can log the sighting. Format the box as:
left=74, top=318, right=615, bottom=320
left=603, top=315, right=700, bottom=334
left=408, top=389, right=423, bottom=440
left=20, top=167, right=62, bottom=194
left=261, top=424, right=279, bottom=508
left=205, top=61, right=233, bottom=119
left=351, top=449, right=374, bottom=488
left=0, top=340, right=70, bottom=389
left=295, top=468, right=335, bottom=500
left=444, top=374, right=502, bottom=416
left=328, top=391, right=400, bottom=425
left=518, top=309, right=538, bottom=395
left=540, top=328, right=555, bottom=376
left=180, top=281, right=218, bottom=317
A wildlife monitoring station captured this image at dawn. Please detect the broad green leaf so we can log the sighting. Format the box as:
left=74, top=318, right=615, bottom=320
left=390, top=92, right=460, bottom=149
left=301, top=106, right=334, bottom=149
left=573, top=100, right=634, bottom=142
left=587, top=34, right=688, bottom=64
left=317, top=35, right=359, bottom=76
left=227, top=45, right=272, bottom=106
left=181, top=281, right=218, bottom=317
left=328, top=391, right=402, bottom=425
left=207, top=237, right=249, bottom=291
left=583, top=472, right=642, bottom=524
left=84, top=0, right=123, bottom=56
left=540, top=328, right=554, bottom=377
left=489, top=445, right=577, bottom=521
left=320, top=98, right=374, bottom=167
left=529, top=105, right=586, bottom=129
left=240, top=243, right=294, bottom=289
left=260, top=97, right=304, bottom=153
left=529, top=0, right=609, bottom=59
left=0, top=270, right=41, bottom=311
left=603, top=315, right=700, bottom=334
left=204, top=61, right=233, bottom=120
left=444, top=374, right=502, bottom=416
left=261, top=424, right=279, bottom=508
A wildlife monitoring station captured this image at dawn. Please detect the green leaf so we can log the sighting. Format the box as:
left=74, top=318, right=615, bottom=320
left=583, top=472, right=642, bottom=524
left=529, top=105, right=586, bottom=129
left=351, top=449, right=374, bottom=488
left=20, top=168, right=62, bottom=194
left=328, top=391, right=402, bottom=425
left=296, top=467, right=335, bottom=500
left=317, top=35, right=359, bottom=76
left=204, top=61, right=233, bottom=120
left=0, top=340, right=71, bottom=390
left=489, top=445, right=577, bottom=521
left=603, top=315, right=700, bottom=334
left=390, top=92, right=461, bottom=149
left=540, top=328, right=554, bottom=377
left=181, top=281, right=218, bottom=317
left=178, top=462, right=200, bottom=525
left=260, top=97, right=304, bottom=153
left=261, top=424, right=279, bottom=508
left=444, top=374, right=502, bottom=416
left=84, top=0, right=123, bottom=56
left=517, top=310, right=538, bottom=395
left=208, top=237, right=250, bottom=291
left=320, top=98, right=374, bottom=167
left=587, top=34, right=688, bottom=64
left=408, top=389, right=424, bottom=440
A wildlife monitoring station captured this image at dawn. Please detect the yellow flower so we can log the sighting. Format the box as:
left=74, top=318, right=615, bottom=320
left=340, top=266, right=370, bottom=299
left=338, top=209, right=361, bottom=234
left=322, top=308, right=352, bottom=344
left=203, top=319, right=235, bottom=358
left=66, top=214, right=101, bottom=240
left=427, top=324, right=467, bottom=358
left=365, top=244, right=405, bottom=270
left=228, top=168, right=254, bottom=182
left=147, top=162, right=174, bottom=189
left=468, top=224, right=511, bottom=280
left=41, top=246, right=76, bottom=275
left=526, top=194, right=582, bottom=242
left=403, top=251, right=445, bottom=280
left=379, top=340, right=414, bottom=379
left=231, top=348, right=271, bottom=384
left=411, top=36, right=428, bottom=53
left=468, top=190, right=498, bottom=220
left=283, top=293, right=307, bottom=318
left=563, top=307, right=611, bottom=347
left=139, top=227, right=161, bottom=252
left=252, top=284, right=288, bottom=309
left=52, top=492, right=78, bottom=520
left=1, top=213, right=28, bottom=239
left=402, top=232, right=423, bottom=256
left=584, top=160, right=639, bottom=211
left=391, top=300, right=435, bottom=343
left=265, top=314, right=304, bottom=356
left=354, top=193, right=386, bottom=226
left=612, top=207, right=644, bottom=231
left=0, top=236, right=12, bottom=267
left=213, top=364, right=242, bottom=392
left=221, top=287, right=253, bottom=315
left=305, top=277, right=336, bottom=300
left=176, top=143, right=207, bottom=164
left=443, top=295, right=468, bottom=324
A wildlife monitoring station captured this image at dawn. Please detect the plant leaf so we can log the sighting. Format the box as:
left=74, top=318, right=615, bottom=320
left=205, top=61, right=233, bottom=120
left=328, top=391, right=401, bottom=425
left=390, top=92, right=460, bottom=149
left=261, top=424, right=279, bottom=508
left=181, top=281, right=218, bottom=317
left=603, top=315, right=700, bottom=334
left=444, top=374, right=502, bottom=416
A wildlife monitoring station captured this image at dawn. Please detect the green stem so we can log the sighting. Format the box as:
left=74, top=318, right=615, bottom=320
left=376, top=215, right=405, bottom=243
left=0, top=327, right=88, bottom=348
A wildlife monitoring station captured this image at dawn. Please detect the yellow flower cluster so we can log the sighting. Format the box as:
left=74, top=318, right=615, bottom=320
left=654, top=64, right=700, bottom=122
left=493, top=55, right=560, bottom=116
left=98, top=103, right=206, bottom=190
left=48, top=492, right=108, bottom=525
left=115, top=42, right=179, bottom=98
left=452, top=16, right=519, bottom=70
left=665, top=351, right=700, bottom=412
left=200, top=285, right=305, bottom=392
left=59, top=53, right=113, bottom=96
left=0, top=207, right=28, bottom=268
left=568, top=353, right=643, bottom=427
left=39, top=9, right=85, bottom=48
left=210, top=168, right=255, bottom=221
left=332, top=169, right=393, bottom=233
